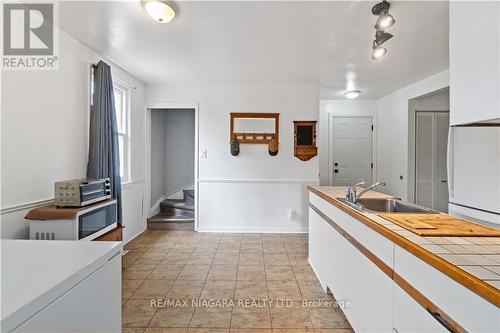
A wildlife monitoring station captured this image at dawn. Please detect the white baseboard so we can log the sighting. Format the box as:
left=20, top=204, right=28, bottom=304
left=196, top=227, right=308, bottom=233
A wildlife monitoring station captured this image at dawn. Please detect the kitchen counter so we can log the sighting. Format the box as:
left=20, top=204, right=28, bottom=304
left=308, top=186, right=500, bottom=306
left=1, top=240, right=122, bottom=332
left=308, top=186, right=500, bottom=332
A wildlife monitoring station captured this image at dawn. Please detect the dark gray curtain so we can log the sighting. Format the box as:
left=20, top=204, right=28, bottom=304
left=87, top=60, right=122, bottom=222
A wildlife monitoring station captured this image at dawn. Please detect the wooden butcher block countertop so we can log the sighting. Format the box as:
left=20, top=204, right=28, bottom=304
left=308, top=186, right=500, bottom=307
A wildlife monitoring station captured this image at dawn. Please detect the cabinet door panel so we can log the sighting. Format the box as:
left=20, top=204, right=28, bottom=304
left=333, top=227, right=393, bottom=333
left=309, top=207, right=393, bottom=333
left=450, top=1, right=500, bottom=125
left=394, top=245, right=499, bottom=332
left=393, top=284, right=448, bottom=333
left=16, top=254, right=121, bottom=332
left=308, top=206, right=336, bottom=292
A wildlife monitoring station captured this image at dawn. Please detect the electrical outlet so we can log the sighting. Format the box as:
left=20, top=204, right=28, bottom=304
left=201, top=150, right=208, bottom=159
left=289, top=210, right=296, bottom=221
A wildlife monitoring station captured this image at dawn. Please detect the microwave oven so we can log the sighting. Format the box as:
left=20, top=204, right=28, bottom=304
left=29, top=200, right=117, bottom=241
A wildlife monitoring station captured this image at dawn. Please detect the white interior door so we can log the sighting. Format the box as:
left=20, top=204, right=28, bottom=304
left=330, top=117, right=373, bottom=186
left=415, top=111, right=449, bottom=212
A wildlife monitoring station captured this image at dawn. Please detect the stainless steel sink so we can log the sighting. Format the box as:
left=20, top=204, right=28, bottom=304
left=337, top=197, right=438, bottom=214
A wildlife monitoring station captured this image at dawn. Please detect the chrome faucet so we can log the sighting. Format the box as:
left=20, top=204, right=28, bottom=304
left=356, top=182, right=386, bottom=201
left=346, top=181, right=386, bottom=204
left=346, top=181, right=365, bottom=203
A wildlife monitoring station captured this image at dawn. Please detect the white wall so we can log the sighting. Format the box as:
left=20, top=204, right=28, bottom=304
left=150, top=111, right=168, bottom=205
left=146, top=84, right=319, bottom=232
left=413, top=89, right=449, bottom=111
left=318, top=100, right=377, bottom=185
left=375, top=70, right=449, bottom=200
left=164, top=110, right=195, bottom=196
left=1, top=29, right=147, bottom=241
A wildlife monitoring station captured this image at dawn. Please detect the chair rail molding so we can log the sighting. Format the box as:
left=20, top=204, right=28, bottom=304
left=1, top=198, right=54, bottom=215
left=198, top=178, right=320, bottom=185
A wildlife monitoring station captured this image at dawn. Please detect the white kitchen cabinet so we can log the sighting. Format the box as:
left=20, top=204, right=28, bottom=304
left=308, top=206, right=336, bottom=291
left=1, top=240, right=122, bottom=333
left=15, top=253, right=121, bottom=332
left=392, top=284, right=448, bottom=333
left=16, top=255, right=121, bottom=332
left=309, top=202, right=393, bottom=333
left=394, top=245, right=500, bottom=333
left=310, top=193, right=394, bottom=267
left=449, top=1, right=500, bottom=125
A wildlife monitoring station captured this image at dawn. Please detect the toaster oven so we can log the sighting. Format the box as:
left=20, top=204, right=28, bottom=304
left=55, top=178, right=111, bottom=207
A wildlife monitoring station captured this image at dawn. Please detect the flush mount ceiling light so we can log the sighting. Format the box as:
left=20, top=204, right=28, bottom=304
left=344, top=90, right=361, bottom=99
left=372, top=0, right=395, bottom=30
left=143, top=0, right=176, bottom=23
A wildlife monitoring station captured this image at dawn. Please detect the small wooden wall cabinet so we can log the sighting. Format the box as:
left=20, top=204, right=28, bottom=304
left=293, top=121, right=317, bottom=161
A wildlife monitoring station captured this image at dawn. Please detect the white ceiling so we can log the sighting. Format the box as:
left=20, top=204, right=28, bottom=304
left=59, top=1, right=449, bottom=99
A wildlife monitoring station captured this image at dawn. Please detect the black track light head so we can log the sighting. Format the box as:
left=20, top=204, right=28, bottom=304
left=372, top=0, right=390, bottom=16
left=373, top=0, right=395, bottom=30
left=375, top=30, right=393, bottom=46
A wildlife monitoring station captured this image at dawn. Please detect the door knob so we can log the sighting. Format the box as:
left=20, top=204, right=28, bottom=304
left=334, top=169, right=339, bottom=174
left=334, top=162, right=338, bottom=166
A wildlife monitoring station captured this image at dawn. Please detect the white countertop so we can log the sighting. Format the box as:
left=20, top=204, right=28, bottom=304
left=1, top=240, right=122, bottom=332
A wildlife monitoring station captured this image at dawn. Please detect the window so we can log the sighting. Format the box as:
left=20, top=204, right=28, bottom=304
left=113, top=81, right=131, bottom=183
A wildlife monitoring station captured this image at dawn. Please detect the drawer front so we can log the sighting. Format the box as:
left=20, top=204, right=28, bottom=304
left=310, top=193, right=394, bottom=268
left=394, top=245, right=499, bottom=333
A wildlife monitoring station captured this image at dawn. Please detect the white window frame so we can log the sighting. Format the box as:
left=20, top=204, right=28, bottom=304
left=113, top=79, right=131, bottom=184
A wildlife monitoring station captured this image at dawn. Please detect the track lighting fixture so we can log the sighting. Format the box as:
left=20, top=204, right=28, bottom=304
left=372, top=0, right=395, bottom=30
left=370, top=1, right=395, bottom=60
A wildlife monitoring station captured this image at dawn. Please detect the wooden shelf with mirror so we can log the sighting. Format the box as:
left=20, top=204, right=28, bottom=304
left=230, top=113, right=280, bottom=156
left=230, top=112, right=279, bottom=144
left=294, top=121, right=317, bottom=161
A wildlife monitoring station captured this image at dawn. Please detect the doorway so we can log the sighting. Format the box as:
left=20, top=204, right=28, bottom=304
left=415, top=111, right=450, bottom=212
left=146, top=106, right=198, bottom=230
left=329, top=117, right=373, bottom=186
left=407, top=87, right=450, bottom=213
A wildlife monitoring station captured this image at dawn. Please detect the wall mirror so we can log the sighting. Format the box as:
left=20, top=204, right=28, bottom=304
left=233, top=118, right=275, bottom=134
left=230, top=113, right=279, bottom=144
left=294, top=121, right=317, bottom=161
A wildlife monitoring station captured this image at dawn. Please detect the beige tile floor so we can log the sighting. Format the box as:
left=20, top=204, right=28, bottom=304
left=122, top=230, right=353, bottom=333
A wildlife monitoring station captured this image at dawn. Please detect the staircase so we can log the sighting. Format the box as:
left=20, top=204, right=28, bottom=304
left=148, top=189, right=194, bottom=230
